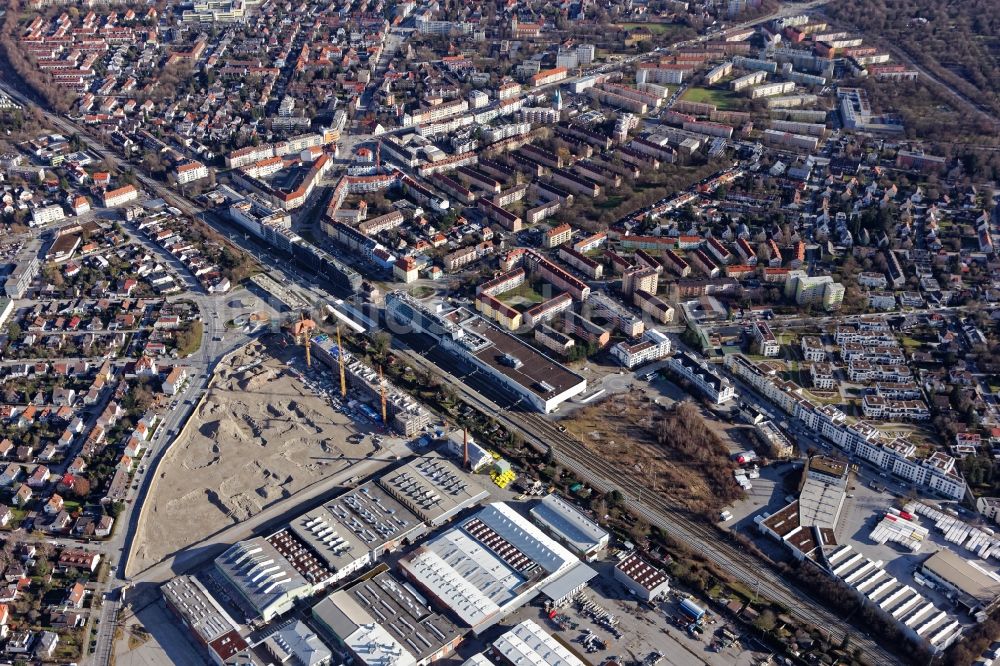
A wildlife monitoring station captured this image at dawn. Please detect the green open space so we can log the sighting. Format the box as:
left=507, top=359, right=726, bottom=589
left=617, top=22, right=683, bottom=36
left=598, top=195, right=625, bottom=209
left=681, top=86, right=745, bottom=111
left=175, top=320, right=204, bottom=357
left=501, top=280, right=546, bottom=306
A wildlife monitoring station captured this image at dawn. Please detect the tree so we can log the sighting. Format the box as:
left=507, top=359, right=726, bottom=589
left=34, top=559, right=50, bottom=578
left=69, top=476, right=91, bottom=499
left=754, top=609, right=777, bottom=632
left=371, top=332, right=391, bottom=360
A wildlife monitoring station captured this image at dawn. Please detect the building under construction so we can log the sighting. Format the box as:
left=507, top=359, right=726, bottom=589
left=309, top=333, right=430, bottom=436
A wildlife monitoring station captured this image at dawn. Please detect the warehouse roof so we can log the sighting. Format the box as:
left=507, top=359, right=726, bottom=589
left=922, top=550, right=1000, bottom=606
left=378, top=454, right=489, bottom=525
left=398, top=503, right=576, bottom=628
left=312, top=570, right=461, bottom=666
left=492, top=620, right=584, bottom=666
left=530, top=494, right=608, bottom=555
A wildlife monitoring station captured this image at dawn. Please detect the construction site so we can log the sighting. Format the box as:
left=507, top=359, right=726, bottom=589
left=128, top=334, right=378, bottom=575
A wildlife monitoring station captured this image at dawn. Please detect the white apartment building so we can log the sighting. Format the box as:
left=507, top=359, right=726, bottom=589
left=667, top=351, right=735, bottom=404
left=801, top=336, right=825, bottom=362
left=30, top=204, right=66, bottom=226
left=752, top=321, right=780, bottom=357
left=724, top=353, right=966, bottom=500
left=611, top=329, right=672, bottom=369
left=175, top=161, right=209, bottom=185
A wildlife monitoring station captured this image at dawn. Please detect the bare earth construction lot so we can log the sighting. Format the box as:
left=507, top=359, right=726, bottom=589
left=129, top=340, right=375, bottom=574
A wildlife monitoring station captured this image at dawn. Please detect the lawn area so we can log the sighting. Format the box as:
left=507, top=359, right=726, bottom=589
left=598, top=195, right=625, bottom=210
left=502, top=281, right=546, bottom=305
left=901, top=336, right=923, bottom=349
left=681, top=86, right=745, bottom=111
left=176, top=320, right=204, bottom=357
left=617, top=22, right=683, bottom=36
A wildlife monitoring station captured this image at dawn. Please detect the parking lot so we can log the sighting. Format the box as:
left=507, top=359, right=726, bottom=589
left=720, top=450, right=982, bottom=633
left=497, top=559, right=770, bottom=666
left=837, top=491, right=980, bottom=625
left=720, top=461, right=794, bottom=531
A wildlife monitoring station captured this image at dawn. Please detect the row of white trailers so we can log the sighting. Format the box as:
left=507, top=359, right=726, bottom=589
left=869, top=509, right=928, bottom=552
left=906, top=502, right=1000, bottom=561
left=825, top=544, right=962, bottom=651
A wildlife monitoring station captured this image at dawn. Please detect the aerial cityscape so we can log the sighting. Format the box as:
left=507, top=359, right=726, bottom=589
left=0, top=0, right=999, bottom=664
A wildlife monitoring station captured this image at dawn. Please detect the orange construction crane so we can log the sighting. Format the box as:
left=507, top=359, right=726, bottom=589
left=301, top=313, right=312, bottom=368
left=379, top=365, right=387, bottom=426
left=336, top=326, right=347, bottom=398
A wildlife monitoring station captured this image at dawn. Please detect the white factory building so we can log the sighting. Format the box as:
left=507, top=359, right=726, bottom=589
left=530, top=493, right=609, bottom=561
left=398, top=502, right=579, bottom=633
left=462, top=619, right=585, bottom=666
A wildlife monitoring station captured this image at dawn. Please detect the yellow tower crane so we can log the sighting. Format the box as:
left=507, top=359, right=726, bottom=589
left=379, top=365, right=387, bottom=426
left=336, top=326, right=347, bottom=399
left=301, top=313, right=312, bottom=368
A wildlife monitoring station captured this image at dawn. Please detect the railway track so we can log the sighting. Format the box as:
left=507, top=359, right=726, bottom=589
left=395, top=337, right=902, bottom=666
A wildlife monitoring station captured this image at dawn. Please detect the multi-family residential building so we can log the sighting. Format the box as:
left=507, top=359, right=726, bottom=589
left=30, top=204, right=66, bottom=226
left=476, top=293, right=522, bottom=331
left=755, top=419, right=794, bottom=458
left=564, top=312, right=610, bottom=348
left=175, top=160, right=209, bottom=185
left=724, top=354, right=965, bottom=499
left=752, top=321, right=779, bottom=357
left=858, top=272, right=888, bottom=289
left=862, top=395, right=930, bottom=421
left=529, top=67, right=568, bottom=88
left=622, top=266, right=658, bottom=297
left=611, top=329, right=671, bottom=369
left=801, top=336, right=825, bottom=362
left=534, top=324, right=575, bottom=356
left=667, top=351, right=736, bottom=404
left=868, top=292, right=897, bottom=310
left=810, top=363, right=836, bottom=390
left=543, top=223, right=572, bottom=248
left=101, top=184, right=139, bottom=208
left=632, top=289, right=674, bottom=324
